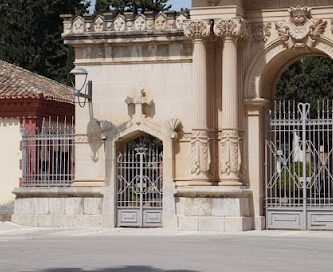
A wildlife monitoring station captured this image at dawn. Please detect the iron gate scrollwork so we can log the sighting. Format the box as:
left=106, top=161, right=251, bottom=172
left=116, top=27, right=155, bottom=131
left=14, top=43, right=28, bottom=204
left=117, top=135, right=163, bottom=227
left=265, top=101, right=333, bottom=230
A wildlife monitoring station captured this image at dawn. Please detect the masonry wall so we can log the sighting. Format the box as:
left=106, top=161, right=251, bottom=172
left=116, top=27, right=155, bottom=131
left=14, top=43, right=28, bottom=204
left=0, top=118, right=21, bottom=220
left=76, top=62, right=193, bottom=131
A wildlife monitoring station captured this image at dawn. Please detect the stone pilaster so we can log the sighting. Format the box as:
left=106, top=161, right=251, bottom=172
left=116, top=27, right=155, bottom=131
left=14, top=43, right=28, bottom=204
left=184, top=20, right=212, bottom=185
left=214, top=18, right=247, bottom=186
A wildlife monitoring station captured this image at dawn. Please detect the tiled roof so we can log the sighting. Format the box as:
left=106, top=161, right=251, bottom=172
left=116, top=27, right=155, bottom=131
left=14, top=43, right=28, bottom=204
left=0, top=60, right=74, bottom=104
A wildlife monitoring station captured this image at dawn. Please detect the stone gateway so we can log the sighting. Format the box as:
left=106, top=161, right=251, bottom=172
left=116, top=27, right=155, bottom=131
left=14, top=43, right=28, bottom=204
left=12, top=0, right=333, bottom=231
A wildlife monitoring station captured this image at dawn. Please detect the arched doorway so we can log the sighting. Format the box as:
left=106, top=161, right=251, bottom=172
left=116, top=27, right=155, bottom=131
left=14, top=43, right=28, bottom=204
left=116, top=133, right=163, bottom=228
left=264, top=56, right=333, bottom=230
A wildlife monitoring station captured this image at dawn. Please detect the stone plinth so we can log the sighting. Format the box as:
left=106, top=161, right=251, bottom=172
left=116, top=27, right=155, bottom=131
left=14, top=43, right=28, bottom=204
left=175, top=187, right=253, bottom=232
left=12, top=188, right=104, bottom=228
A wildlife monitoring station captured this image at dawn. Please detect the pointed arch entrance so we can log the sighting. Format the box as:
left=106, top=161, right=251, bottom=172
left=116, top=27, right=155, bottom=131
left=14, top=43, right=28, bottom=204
left=116, top=133, right=163, bottom=227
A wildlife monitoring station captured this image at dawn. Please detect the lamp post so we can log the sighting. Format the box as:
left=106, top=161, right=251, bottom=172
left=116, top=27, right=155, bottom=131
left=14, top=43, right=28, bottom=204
left=70, top=67, right=92, bottom=106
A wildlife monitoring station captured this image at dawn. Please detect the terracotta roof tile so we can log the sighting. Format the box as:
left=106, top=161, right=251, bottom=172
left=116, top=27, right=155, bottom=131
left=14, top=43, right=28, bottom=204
left=0, top=60, right=74, bottom=104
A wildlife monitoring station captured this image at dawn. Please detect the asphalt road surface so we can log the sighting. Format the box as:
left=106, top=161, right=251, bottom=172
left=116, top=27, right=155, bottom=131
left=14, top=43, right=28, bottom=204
left=1, top=223, right=333, bottom=272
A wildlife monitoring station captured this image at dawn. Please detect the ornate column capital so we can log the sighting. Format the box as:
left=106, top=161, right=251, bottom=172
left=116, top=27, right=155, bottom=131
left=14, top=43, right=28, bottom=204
left=213, top=18, right=248, bottom=40
left=183, top=20, right=212, bottom=40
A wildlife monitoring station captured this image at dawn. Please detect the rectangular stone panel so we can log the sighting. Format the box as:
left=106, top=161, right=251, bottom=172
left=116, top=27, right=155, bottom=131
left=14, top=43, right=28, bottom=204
left=118, top=208, right=141, bottom=227
left=143, top=210, right=162, bottom=227
left=267, top=209, right=303, bottom=230
left=308, top=211, right=333, bottom=230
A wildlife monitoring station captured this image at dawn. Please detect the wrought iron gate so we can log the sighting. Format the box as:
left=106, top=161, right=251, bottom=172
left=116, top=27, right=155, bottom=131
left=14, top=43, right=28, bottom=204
left=117, top=138, right=163, bottom=227
left=266, top=101, right=333, bottom=230
left=21, top=118, right=75, bottom=188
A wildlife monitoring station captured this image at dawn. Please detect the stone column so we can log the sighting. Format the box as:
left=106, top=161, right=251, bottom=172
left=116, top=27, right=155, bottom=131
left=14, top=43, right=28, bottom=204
left=214, top=18, right=247, bottom=187
left=184, top=20, right=212, bottom=185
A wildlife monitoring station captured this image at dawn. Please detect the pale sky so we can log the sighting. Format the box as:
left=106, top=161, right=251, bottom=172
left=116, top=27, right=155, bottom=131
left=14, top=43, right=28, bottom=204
left=89, top=0, right=191, bottom=13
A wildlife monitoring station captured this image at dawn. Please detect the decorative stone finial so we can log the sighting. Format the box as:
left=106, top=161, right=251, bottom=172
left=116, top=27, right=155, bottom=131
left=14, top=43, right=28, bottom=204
left=275, top=5, right=327, bottom=48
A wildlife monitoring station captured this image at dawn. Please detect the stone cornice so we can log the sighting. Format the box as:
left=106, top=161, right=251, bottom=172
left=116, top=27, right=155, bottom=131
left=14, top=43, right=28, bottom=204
left=13, top=187, right=103, bottom=198
left=63, top=31, right=187, bottom=46
left=62, top=12, right=189, bottom=44
left=175, top=186, right=252, bottom=198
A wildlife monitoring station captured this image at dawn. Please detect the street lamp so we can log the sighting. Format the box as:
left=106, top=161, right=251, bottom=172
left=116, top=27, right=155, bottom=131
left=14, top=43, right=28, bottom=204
left=70, top=67, right=92, bottom=106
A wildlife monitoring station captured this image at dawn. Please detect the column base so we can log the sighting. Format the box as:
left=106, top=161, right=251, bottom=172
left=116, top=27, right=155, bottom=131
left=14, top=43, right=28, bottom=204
left=189, top=179, right=213, bottom=186
left=219, top=174, right=243, bottom=187
left=218, top=180, right=243, bottom=187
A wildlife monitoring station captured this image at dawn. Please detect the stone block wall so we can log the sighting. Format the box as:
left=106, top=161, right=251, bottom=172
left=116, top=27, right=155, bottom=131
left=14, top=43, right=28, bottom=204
left=175, top=188, right=254, bottom=232
left=12, top=196, right=103, bottom=228
left=0, top=202, right=14, bottom=221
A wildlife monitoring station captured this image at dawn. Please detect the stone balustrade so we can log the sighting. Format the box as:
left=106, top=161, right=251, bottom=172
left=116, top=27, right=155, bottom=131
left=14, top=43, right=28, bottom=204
left=61, top=12, right=189, bottom=35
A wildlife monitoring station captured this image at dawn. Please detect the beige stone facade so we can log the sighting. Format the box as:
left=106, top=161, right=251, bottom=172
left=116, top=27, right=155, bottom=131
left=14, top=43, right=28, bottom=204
left=12, top=0, right=333, bottom=231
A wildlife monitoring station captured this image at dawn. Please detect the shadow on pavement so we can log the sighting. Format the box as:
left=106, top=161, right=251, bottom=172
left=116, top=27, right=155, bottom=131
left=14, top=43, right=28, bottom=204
left=26, top=267, right=199, bottom=272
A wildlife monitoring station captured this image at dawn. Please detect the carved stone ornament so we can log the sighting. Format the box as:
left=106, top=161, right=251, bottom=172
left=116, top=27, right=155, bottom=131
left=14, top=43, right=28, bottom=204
left=175, top=14, right=188, bottom=30
left=213, top=18, right=247, bottom=39
left=191, top=130, right=211, bottom=175
left=63, top=22, right=72, bottom=34
left=72, top=17, right=84, bottom=33
left=134, top=15, right=146, bottom=31
left=183, top=20, right=211, bottom=39
left=219, top=130, right=242, bottom=177
left=251, top=22, right=272, bottom=42
left=94, top=16, right=104, bottom=32
left=275, top=6, right=327, bottom=49
left=155, top=14, right=167, bottom=30
left=125, top=89, right=153, bottom=122
left=114, top=15, right=126, bottom=32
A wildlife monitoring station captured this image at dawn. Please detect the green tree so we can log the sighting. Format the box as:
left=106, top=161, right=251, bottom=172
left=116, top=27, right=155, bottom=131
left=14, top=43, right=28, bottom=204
left=95, top=0, right=171, bottom=14
left=276, top=56, right=333, bottom=112
left=0, top=0, right=90, bottom=85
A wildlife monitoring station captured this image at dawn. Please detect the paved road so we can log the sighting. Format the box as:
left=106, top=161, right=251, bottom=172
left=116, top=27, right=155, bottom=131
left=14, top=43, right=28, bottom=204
left=1, top=223, right=333, bottom=272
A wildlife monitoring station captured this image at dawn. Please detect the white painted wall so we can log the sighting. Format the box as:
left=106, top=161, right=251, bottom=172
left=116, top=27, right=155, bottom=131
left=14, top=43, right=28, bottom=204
left=0, top=118, right=21, bottom=205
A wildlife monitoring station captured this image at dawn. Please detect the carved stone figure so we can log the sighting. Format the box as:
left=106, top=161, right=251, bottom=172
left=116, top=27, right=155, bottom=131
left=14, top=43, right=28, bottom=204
left=191, top=130, right=211, bottom=176
left=275, top=6, right=327, bottom=48
left=214, top=18, right=247, bottom=39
